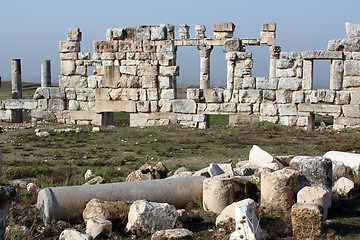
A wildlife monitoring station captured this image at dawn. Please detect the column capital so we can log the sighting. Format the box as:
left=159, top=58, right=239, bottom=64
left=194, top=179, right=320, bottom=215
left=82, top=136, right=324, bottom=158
left=269, top=45, right=281, bottom=59
left=197, top=45, right=213, bottom=58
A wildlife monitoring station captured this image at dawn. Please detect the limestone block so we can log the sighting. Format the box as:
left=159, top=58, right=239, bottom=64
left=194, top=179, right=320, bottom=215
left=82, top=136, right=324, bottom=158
left=276, top=68, right=296, bottom=78
left=204, top=89, right=223, bottom=103
left=239, top=90, right=261, bottom=103
left=223, top=39, right=242, bottom=52
left=328, top=38, right=360, bottom=52
left=280, top=52, right=301, bottom=60
left=278, top=78, right=301, bottom=90
left=249, top=145, right=275, bottom=165
left=214, top=32, right=233, bottom=39
left=69, top=100, right=80, bottom=111
left=260, top=102, right=277, bottom=116
left=49, top=88, right=65, bottom=99
left=261, top=168, right=298, bottom=214
left=187, top=89, right=204, bottom=102
left=140, top=76, right=156, bottom=89
left=289, top=156, right=332, bottom=191
left=120, top=66, right=137, bottom=76
left=333, top=177, right=355, bottom=196
left=346, top=22, right=360, bottom=39
left=292, top=91, right=305, bottom=103
left=317, top=89, right=335, bottom=103
left=301, top=50, right=343, bottom=59
left=159, top=99, right=172, bottom=112
left=60, top=53, right=78, bottom=60
left=344, top=60, right=360, bottom=76
left=203, top=177, right=235, bottom=214
left=331, top=60, right=344, bottom=90
left=34, top=87, right=50, bottom=100
left=241, top=38, right=261, bottom=45
left=343, top=76, right=360, bottom=88
left=76, top=65, right=87, bottom=76
left=138, top=66, right=158, bottom=76
left=23, top=101, right=37, bottom=110
left=172, top=100, right=196, bottom=114
left=147, top=89, right=159, bottom=101
left=59, top=229, right=92, bottom=240
left=278, top=104, right=297, bottom=116
left=335, top=91, right=350, bottom=104
left=159, top=66, right=179, bottom=77
left=332, top=160, right=348, bottom=181
left=160, top=23, right=175, bottom=40
left=177, top=114, right=193, bottom=121
left=323, top=151, right=360, bottom=174
left=256, top=77, right=277, bottom=90
left=314, top=104, right=341, bottom=117
left=106, top=28, right=125, bottom=41
left=151, top=26, right=167, bottom=40
left=262, top=22, right=276, bottom=32
left=179, top=24, right=190, bottom=39
left=67, top=28, right=82, bottom=41
left=276, top=59, right=293, bottom=69
left=291, top=203, right=323, bottom=240
left=229, top=202, right=262, bottom=240
left=48, top=99, right=65, bottom=111
left=87, top=76, right=98, bottom=89
left=213, top=22, right=235, bottom=32
left=160, top=89, right=175, bottom=100
left=61, top=61, right=76, bottom=76
left=242, top=77, right=256, bottom=89
left=151, top=228, right=193, bottom=240
left=220, top=103, right=237, bottom=112
left=86, top=218, right=112, bottom=239
left=208, top=163, right=225, bottom=177
left=279, top=116, right=298, bottom=126
left=305, top=90, right=318, bottom=103
left=125, top=200, right=178, bottom=235
left=59, top=41, right=80, bottom=53
left=297, top=186, right=330, bottom=219
left=93, top=41, right=118, bottom=53
left=262, top=90, right=275, bottom=100
left=137, top=101, right=150, bottom=113
left=95, top=100, right=136, bottom=112
left=302, top=60, right=313, bottom=90
left=195, top=24, right=206, bottom=39
left=159, top=77, right=172, bottom=89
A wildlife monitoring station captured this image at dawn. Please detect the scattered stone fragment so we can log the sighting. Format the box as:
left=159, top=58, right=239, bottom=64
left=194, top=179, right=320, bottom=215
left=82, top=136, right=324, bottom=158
left=192, top=167, right=210, bottom=177
left=297, top=186, right=330, bottom=219
left=229, top=202, right=262, bottom=240
left=174, top=167, right=191, bottom=175
left=86, top=218, right=112, bottom=239
left=261, top=168, right=297, bottom=214
left=5, top=224, right=31, bottom=237
left=249, top=145, right=275, bottom=165
left=83, top=199, right=132, bottom=228
left=36, top=131, right=50, bottom=137
left=333, top=177, right=355, bottom=196
left=126, top=163, right=165, bottom=181
left=208, top=163, right=225, bottom=177
left=91, top=127, right=101, bottom=132
left=125, top=200, right=179, bottom=236
left=84, top=169, right=95, bottom=180
left=218, top=163, right=235, bottom=177
left=154, top=162, right=168, bottom=179
left=332, top=160, right=348, bottom=181
left=291, top=203, right=323, bottom=240
left=26, top=182, right=38, bottom=193
left=216, top=198, right=256, bottom=232
left=151, top=228, right=194, bottom=240
left=59, top=229, right=93, bottom=240
left=177, top=209, right=188, bottom=222
left=203, top=177, right=234, bottom=214
left=83, top=176, right=104, bottom=185
left=289, top=156, right=332, bottom=191
left=324, top=151, right=360, bottom=174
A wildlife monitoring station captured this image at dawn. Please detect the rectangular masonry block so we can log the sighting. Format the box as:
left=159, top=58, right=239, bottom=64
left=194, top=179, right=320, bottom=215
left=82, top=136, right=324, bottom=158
left=93, top=41, right=118, bottom=53
left=256, top=77, right=278, bottom=90
left=171, top=99, right=197, bottom=113
left=278, top=78, right=302, bottom=90
left=343, top=76, right=360, bottom=88
left=213, top=22, right=235, bottom=32
left=344, top=60, right=360, bottom=76
left=301, top=50, right=343, bottom=60
left=159, top=66, right=179, bottom=77
left=59, top=41, right=80, bottom=53
left=95, top=100, right=136, bottom=112
left=262, top=22, right=276, bottom=32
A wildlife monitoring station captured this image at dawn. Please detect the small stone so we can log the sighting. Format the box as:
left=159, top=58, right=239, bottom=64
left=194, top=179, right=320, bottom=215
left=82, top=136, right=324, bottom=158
left=36, top=131, right=50, bottom=137
left=333, top=177, right=355, bottom=196
left=249, top=145, right=275, bottom=165
left=177, top=209, right=188, bottom=222
left=83, top=176, right=104, bottom=185
left=151, top=228, right=193, bottom=240
left=174, top=167, right=191, bottom=175
left=208, top=163, right=225, bottom=177
left=59, top=229, right=92, bottom=240
left=86, top=218, right=112, bottom=239
left=84, top=169, right=95, bottom=180
left=91, top=127, right=101, bottom=132
left=26, top=183, right=37, bottom=193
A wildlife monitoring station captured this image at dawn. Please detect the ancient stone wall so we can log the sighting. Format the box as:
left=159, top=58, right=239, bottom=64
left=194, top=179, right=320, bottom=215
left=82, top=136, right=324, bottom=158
left=1, top=22, right=360, bottom=130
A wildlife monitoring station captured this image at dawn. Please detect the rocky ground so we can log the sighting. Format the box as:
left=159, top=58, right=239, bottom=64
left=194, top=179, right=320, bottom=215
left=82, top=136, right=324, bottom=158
left=1, top=120, right=360, bottom=239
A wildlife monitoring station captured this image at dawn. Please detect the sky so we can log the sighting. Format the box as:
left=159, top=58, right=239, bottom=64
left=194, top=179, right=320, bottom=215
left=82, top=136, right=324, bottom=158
left=0, top=0, right=359, bottom=89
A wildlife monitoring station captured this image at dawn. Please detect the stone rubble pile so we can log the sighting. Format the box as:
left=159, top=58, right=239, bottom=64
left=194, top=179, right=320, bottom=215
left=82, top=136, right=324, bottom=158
left=31, top=145, right=360, bottom=239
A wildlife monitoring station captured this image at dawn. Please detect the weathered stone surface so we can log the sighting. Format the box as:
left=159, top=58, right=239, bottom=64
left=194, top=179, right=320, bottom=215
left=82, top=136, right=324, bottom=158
left=215, top=198, right=255, bottom=231
left=261, top=168, right=298, bottom=214
left=328, top=38, right=360, bottom=52
left=333, top=177, right=355, bottom=196
left=83, top=199, right=132, bottom=227
left=0, top=184, right=16, bottom=240
left=213, top=22, right=235, bottom=32
left=256, top=77, right=277, bottom=90
left=67, top=28, right=82, bottom=41
left=151, top=229, right=193, bottom=240
left=83, top=176, right=104, bottom=185
left=126, top=163, right=163, bottom=182
left=324, top=151, right=360, bottom=174
left=249, top=145, right=275, bottom=164
left=229, top=202, right=262, bottom=240
left=86, top=218, right=112, bottom=239
left=208, top=163, right=225, bottom=177
left=59, top=229, right=92, bottom=240
left=332, top=160, right=348, bottom=181
left=172, top=100, right=196, bottom=114
left=297, top=186, right=330, bottom=219
left=346, top=22, right=360, bottom=39
left=125, top=200, right=179, bottom=235
left=203, top=177, right=234, bottom=214
left=278, top=78, right=301, bottom=90
left=223, top=39, right=241, bottom=52
left=291, top=203, right=323, bottom=240
left=289, top=156, right=332, bottom=191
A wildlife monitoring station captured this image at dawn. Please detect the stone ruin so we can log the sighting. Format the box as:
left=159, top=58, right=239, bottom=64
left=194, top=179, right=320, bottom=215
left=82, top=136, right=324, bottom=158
left=2, top=22, right=360, bottom=129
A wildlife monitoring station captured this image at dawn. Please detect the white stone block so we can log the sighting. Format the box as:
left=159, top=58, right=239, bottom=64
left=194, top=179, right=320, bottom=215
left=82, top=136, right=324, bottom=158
left=160, top=89, right=175, bottom=100
left=346, top=22, right=360, bottom=39
left=333, top=177, right=355, bottom=196
left=324, top=151, right=360, bottom=174
left=278, top=78, right=302, bottom=90
left=249, top=145, right=275, bottom=164
left=278, top=104, right=297, bottom=116
left=297, top=186, right=330, bottom=219
left=256, top=77, right=277, bottom=90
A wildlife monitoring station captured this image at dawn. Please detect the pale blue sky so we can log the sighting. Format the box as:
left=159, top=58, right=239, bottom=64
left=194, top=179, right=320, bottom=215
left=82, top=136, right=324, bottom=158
left=0, top=0, right=359, bottom=88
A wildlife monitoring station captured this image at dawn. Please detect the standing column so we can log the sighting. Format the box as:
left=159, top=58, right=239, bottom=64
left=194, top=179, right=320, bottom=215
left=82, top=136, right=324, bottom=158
left=197, top=45, right=213, bottom=89
left=41, top=60, right=51, bottom=87
left=11, top=59, right=22, bottom=99
left=269, top=45, right=281, bottom=79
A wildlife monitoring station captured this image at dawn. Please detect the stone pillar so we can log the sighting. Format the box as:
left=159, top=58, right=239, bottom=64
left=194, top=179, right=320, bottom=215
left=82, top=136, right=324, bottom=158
left=226, top=60, right=235, bottom=91
left=330, top=60, right=344, bottom=90
left=0, top=184, right=16, bottom=240
left=269, top=45, right=281, bottom=79
left=179, top=24, right=190, bottom=39
left=203, top=177, right=235, bottom=214
left=0, top=76, right=2, bottom=87
left=303, top=60, right=313, bottom=90
left=11, top=59, right=22, bottom=99
left=41, top=60, right=51, bottom=87
left=197, top=45, right=213, bottom=89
